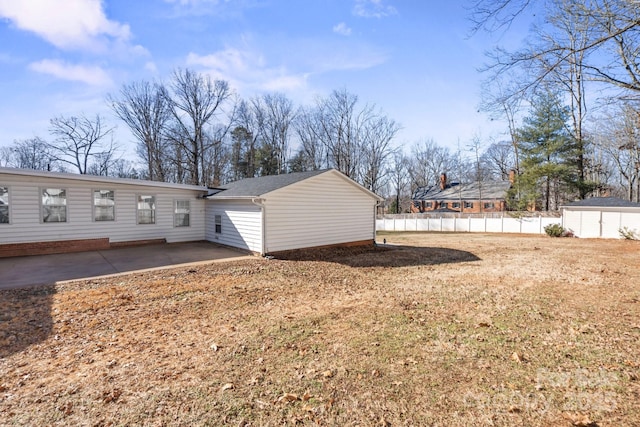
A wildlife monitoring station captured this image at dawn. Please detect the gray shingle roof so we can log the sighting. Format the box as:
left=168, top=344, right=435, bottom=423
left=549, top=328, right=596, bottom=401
left=412, top=181, right=511, bottom=201
left=564, top=197, right=640, bottom=207
left=207, top=169, right=330, bottom=198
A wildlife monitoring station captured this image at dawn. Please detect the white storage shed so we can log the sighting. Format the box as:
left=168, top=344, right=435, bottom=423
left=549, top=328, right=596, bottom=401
left=562, top=197, right=640, bottom=238
left=205, top=169, right=382, bottom=255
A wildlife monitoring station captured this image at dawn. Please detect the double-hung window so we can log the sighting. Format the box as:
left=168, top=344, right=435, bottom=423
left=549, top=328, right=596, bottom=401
left=137, top=195, right=156, bottom=224
left=94, top=190, right=115, bottom=221
left=0, top=187, right=8, bottom=224
left=42, top=188, right=67, bottom=222
left=215, top=214, right=222, bottom=234
left=174, top=200, right=190, bottom=227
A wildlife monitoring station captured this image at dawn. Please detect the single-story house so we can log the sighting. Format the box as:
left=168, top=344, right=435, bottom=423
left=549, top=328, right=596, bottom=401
left=411, top=173, right=511, bottom=214
left=205, top=169, right=382, bottom=254
left=562, top=197, right=640, bottom=238
left=0, top=167, right=381, bottom=257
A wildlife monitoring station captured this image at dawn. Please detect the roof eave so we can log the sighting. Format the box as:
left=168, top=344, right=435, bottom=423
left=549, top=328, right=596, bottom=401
left=0, top=167, right=208, bottom=192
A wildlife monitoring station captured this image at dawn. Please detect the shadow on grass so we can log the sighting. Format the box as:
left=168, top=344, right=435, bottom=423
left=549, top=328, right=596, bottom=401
left=0, top=285, right=55, bottom=358
left=273, top=244, right=481, bottom=268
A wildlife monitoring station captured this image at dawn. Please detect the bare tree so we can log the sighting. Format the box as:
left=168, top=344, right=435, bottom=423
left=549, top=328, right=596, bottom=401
left=0, top=146, right=11, bottom=167
left=230, top=99, right=262, bottom=178
left=315, top=89, right=363, bottom=178
left=48, top=114, right=118, bottom=174
left=359, top=113, right=401, bottom=193
left=408, top=139, right=454, bottom=191
left=388, top=151, right=409, bottom=213
left=257, top=93, right=296, bottom=175
left=293, top=106, right=328, bottom=171
left=480, top=74, right=523, bottom=175
left=468, top=0, right=534, bottom=34
left=108, top=81, right=172, bottom=181
left=596, top=103, right=640, bottom=201
left=481, top=140, right=515, bottom=180
left=166, top=68, right=232, bottom=185
left=5, top=137, right=58, bottom=171
left=481, top=0, right=640, bottom=95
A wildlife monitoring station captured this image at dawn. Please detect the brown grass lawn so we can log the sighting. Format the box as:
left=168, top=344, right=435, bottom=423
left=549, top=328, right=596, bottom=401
left=1, top=233, right=639, bottom=426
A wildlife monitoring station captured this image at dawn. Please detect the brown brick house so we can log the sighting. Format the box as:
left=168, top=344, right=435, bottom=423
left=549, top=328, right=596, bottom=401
left=411, top=173, right=511, bottom=214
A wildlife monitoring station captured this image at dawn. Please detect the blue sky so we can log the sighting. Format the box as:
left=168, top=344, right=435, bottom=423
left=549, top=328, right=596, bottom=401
left=0, top=0, right=527, bottom=160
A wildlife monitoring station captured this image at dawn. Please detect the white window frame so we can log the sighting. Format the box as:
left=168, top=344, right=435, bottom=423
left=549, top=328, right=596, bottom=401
left=214, top=214, right=222, bottom=234
left=464, top=201, right=474, bottom=209
left=0, top=186, right=9, bottom=224
left=137, top=194, right=156, bottom=225
left=484, top=202, right=495, bottom=209
left=41, top=188, right=67, bottom=223
left=93, top=189, right=116, bottom=222
left=174, top=199, right=190, bottom=227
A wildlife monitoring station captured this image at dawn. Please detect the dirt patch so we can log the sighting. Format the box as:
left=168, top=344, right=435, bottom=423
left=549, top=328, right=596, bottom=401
left=1, top=233, right=639, bottom=426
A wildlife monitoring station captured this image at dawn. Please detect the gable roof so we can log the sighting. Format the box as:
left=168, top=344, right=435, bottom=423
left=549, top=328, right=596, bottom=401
left=206, top=169, right=382, bottom=201
left=413, top=181, right=511, bottom=201
left=563, top=197, right=640, bottom=208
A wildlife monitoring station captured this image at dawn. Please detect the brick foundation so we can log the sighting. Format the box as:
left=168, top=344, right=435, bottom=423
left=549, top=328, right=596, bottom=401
left=0, top=238, right=167, bottom=258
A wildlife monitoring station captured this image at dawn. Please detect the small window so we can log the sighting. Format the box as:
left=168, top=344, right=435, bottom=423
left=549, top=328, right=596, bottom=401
left=94, top=190, right=115, bottom=221
left=215, top=214, right=222, bottom=234
left=42, top=188, right=67, bottom=223
left=174, top=200, right=190, bottom=227
left=464, top=201, right=474, bottom=209
left=484, top=202, right=495, bottom=209
left=440, top=202, right=448, bottom=208
left=425, top=202, right=433, bottom=208
left=452, top=202, right=460, bottom=208
left=137, top=195, right=156, bottom=224
left=0, top=186, right=8, bottom=224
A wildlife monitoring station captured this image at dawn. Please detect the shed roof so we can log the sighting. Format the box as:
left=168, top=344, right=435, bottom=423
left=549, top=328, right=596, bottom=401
left=413, top=181, right=511, bottom=201
left=207, top=169, right=382, bottom=201
left=563, top=197, right=640, bottom=208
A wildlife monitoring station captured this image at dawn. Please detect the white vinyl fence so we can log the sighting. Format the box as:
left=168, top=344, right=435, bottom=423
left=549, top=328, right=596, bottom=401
left=376, top=214, right=561, bottom=235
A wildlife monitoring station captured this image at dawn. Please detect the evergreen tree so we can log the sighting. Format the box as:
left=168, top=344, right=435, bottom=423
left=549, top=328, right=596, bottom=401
left=510, top=92, right=577, bottom=211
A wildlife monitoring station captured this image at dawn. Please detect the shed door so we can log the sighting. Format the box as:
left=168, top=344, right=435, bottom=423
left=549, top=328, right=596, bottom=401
left=601, top=211, right=621, bottom=239
left=579, top=211, right=601, bottom=238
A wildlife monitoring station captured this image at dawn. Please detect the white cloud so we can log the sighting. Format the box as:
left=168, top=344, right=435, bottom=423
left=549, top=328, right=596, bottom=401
left=333, top=22, right=352, bottom=36
left=353, top=0, right=397, bottom=18
left=29, top=59, right=112, bottom=86
left=186, top=48, right=308, bottom=93
left=144, top=61, right=158, bottom=74
left=0, top=0, right=130, bottom=50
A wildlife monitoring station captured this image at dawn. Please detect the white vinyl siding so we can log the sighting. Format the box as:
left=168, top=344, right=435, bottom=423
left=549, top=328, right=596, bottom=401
left=205, top=200, right=262, bottom=253
left=264, top=171, right=377, bottom=253
left=0, top=172, right=206, bottom=245
left=563, top=206, right=640, bottom=238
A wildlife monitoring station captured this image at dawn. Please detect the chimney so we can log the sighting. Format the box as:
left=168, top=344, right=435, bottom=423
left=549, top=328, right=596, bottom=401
left=508, top=169, right=516, bottom=185
left=439, top=173, right=447, bottom=190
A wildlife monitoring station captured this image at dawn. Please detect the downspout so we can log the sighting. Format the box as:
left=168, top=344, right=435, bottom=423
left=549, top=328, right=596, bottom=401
left=374, top=200, right=382, bottom=244
left=251, top=198, right=266, bottom=256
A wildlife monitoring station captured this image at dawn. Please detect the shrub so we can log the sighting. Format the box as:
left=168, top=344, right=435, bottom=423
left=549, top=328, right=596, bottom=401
left=544, top=223, right=567, bottom=237
left=619, top=227, right=639, bottom=240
